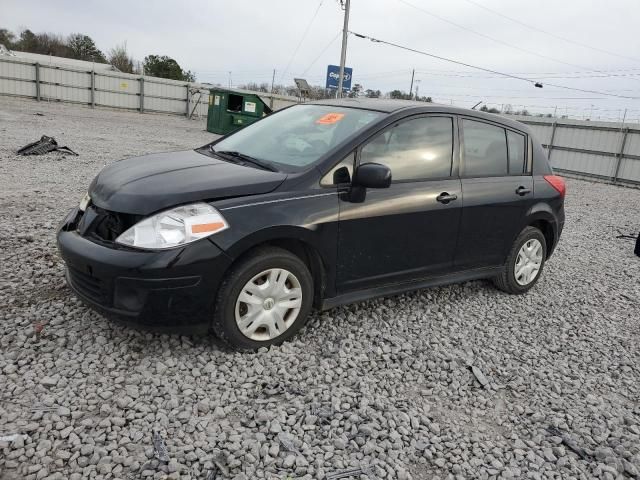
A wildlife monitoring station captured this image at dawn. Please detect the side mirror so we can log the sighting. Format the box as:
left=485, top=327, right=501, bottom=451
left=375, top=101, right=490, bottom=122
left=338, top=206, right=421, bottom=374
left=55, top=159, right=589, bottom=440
left=353, top=163, right=391, bottom=189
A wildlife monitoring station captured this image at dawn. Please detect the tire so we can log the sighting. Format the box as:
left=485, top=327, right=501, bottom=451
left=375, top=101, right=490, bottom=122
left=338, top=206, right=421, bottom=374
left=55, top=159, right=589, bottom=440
left=212, top=246, right=314, bottom=350
left=493, top=226, right=547, bottom=294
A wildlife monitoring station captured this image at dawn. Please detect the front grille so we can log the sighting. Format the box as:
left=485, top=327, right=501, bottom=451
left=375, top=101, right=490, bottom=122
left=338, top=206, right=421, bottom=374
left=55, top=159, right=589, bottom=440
left=67, top=266, right=111, bottom=306
left=78, top=206, right=140, bottom=245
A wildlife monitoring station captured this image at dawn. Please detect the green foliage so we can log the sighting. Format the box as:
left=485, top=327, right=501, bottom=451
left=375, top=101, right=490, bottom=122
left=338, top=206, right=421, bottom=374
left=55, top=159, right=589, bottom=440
left=67, top=33, right=106, bottom=63
left=143, top=55, right=194, bottom=82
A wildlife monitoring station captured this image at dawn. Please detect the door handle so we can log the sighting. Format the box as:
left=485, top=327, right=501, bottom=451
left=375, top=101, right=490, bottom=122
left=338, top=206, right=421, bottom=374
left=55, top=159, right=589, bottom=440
left=436, top=192, right=458, bottom=204
left=516, top=186, right=531, bottom=196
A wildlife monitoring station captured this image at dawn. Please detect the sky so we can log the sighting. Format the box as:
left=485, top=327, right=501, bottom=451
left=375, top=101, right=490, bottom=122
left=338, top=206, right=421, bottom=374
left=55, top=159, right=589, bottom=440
left=4, top=0, right=640, bottom=121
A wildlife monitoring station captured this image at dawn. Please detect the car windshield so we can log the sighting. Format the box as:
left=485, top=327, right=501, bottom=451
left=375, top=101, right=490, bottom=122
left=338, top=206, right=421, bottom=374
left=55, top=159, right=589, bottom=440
left=205, top=104, right=384, bottom=172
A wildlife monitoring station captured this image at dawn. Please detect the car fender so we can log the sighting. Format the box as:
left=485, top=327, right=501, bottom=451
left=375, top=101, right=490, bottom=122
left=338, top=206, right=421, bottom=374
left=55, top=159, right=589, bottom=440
left=216, top=225, right=328, bottom=261
left=209, top=222, right=338, bottom=301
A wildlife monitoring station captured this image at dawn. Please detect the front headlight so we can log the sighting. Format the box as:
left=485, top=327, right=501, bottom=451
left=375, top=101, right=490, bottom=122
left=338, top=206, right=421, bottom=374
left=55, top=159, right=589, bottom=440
left=79, top=192, right=91, bottom=212
left=115, top=202, right=229, bottom=250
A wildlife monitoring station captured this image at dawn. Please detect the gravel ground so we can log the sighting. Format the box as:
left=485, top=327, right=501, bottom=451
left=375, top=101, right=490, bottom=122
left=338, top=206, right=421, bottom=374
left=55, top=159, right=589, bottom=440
left=1, top=96, right=639, bottom=480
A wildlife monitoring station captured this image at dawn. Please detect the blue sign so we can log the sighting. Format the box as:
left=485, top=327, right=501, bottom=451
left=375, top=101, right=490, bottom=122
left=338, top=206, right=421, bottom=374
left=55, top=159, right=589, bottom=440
left=326, top=65, right=353, bottom=90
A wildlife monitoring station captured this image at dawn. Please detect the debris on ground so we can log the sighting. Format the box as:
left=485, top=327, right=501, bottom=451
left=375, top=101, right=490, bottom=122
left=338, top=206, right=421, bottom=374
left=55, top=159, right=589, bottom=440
left=30, top=404, right=58, bottom=413
left=278, top=432, right=301, bottom=454
left=211, top=450, right=229, bottom=476
left=547, top=426, right=589, bottom=460
left=17, top=135, right=78, bottom=156
left=469, top=365, right=489, bottom=388
left=152, top=430, right=169, bottom=462
left=204, top=466, right=219, bottom=479
left=325, top=464, right=374, bottom=479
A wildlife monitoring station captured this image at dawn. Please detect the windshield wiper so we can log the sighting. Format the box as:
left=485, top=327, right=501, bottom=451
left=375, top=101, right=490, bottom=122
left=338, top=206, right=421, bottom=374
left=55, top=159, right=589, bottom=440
left=212, top=148, right=277, bottom=172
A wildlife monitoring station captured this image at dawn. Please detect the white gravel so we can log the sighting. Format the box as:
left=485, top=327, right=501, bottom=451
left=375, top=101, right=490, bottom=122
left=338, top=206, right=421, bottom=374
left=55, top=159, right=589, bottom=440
left=1, top=96, right=640, bottom=480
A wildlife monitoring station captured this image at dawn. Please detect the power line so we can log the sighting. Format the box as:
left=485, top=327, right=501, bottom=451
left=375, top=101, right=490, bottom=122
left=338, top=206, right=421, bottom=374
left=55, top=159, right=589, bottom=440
left=397, top=0, right=595, bottom=71
left=461, top=0, right=640, bottom=64
left=349, top=31, right=640, bottom=100
left=396, top=0, right=640, bottom=84
left=279, top=0, right=325, bottom=83
left=300, top=29, right=342, bottom=76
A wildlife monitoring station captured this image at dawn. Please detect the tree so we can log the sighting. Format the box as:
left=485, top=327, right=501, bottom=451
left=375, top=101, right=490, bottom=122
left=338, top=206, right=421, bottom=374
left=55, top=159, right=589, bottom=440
left=67, top=34, right=106, bottom=63
left=365, top=89, right=381, bottom=98
left=0, top=28, right=16, bottom=49
left=15, top=29, right=38, bottom=52
left=12, top=29, right=69, bottom=56
left=347, top=83, right=363, bottom=98
left=389, top=89, right=412, bottom=100
left=143, top=54, right=194, bottom=81
left=108, top=43, right=134, bottom=73
left=480, top=105, right=500, bottom=114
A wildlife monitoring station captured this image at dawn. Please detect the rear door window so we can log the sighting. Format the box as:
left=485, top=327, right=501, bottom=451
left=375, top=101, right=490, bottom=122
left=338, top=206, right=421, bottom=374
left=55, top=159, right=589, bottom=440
left=462, top=119, right=508, bottom=177
left=507, top=130, right=526, bottom=175
left=360, top=116, right=453, bottom=182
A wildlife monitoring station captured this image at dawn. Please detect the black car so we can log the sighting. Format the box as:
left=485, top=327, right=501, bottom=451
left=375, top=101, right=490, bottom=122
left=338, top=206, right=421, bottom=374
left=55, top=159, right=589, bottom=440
left=57, top=99, right=565, bottom=349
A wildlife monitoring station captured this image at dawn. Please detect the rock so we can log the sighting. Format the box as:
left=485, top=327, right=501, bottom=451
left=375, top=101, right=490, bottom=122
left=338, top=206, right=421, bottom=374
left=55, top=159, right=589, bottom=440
left=40, top=376, right=58, bottom=387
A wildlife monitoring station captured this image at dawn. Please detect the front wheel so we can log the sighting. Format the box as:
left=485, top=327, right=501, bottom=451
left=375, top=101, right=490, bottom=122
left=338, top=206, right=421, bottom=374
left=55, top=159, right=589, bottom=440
left=212, top=247, right=314, bottom=350
left=493, top=226, right=547, bottom=294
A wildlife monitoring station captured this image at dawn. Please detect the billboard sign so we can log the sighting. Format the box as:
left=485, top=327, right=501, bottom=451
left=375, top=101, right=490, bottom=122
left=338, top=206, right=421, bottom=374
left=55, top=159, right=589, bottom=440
left=326, top=65, right=353, bottom=90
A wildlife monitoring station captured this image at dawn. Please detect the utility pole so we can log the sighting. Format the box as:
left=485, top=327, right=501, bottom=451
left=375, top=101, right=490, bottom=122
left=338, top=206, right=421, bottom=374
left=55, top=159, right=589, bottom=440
left=270, top=69, right=276, bottom=109
left=228, top=71, right=232, bottom=89
left=337, top=0, right=351, bottom=98
left=415, top=79, right=421, bottom=100
left=409, top=69, right=415, bottom=98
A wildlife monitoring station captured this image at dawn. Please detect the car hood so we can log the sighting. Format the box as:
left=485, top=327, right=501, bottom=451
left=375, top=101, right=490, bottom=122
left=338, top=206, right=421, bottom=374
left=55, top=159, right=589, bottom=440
left=89, top=150, right=287, bottom=215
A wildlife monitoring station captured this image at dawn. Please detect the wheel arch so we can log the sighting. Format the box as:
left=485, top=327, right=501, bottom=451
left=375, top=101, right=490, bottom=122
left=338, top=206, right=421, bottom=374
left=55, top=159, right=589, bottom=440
left=524, top=204, right=559, bottom=258
left=220, top=226, right=331, bottom=308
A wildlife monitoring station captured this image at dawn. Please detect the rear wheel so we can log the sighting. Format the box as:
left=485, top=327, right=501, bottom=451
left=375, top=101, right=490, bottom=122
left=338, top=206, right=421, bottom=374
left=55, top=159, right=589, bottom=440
left=493, top=226, right=547, bottom=294
left=212, top=247, right=313, bottom=350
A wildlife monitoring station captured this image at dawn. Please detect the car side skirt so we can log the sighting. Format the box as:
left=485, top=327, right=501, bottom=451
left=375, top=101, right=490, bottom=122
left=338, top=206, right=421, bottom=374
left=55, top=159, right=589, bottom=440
left=321, top=266, right=503, bottom=310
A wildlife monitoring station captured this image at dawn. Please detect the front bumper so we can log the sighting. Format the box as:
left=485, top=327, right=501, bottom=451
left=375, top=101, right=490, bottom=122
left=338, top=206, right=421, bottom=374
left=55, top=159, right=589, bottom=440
left=57, top=208, right=232, bottom=333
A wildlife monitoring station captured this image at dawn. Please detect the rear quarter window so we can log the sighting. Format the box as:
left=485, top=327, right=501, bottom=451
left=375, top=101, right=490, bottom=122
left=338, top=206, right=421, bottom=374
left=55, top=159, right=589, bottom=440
left=507, top=130, right=526, bottom=175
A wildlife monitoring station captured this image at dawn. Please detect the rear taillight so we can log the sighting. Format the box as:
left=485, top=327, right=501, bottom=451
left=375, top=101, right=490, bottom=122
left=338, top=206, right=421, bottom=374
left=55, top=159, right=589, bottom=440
left=544, top=175, right=566, bottom=197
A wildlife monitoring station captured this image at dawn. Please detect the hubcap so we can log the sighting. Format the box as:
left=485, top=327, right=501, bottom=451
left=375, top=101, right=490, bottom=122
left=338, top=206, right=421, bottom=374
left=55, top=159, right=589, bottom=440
left=235, top=268, right=303, bottom=341
left=514, top=239, right=543, bottom=286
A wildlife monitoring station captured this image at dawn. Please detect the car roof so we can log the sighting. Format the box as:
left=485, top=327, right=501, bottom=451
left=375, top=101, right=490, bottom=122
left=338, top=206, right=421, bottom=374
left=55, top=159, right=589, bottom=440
left=308, top=98, right=531, bottom=134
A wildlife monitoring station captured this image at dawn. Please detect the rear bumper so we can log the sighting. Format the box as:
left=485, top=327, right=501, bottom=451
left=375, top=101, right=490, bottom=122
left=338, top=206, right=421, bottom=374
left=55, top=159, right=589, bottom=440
left=57, top=209, right=232, bottom=333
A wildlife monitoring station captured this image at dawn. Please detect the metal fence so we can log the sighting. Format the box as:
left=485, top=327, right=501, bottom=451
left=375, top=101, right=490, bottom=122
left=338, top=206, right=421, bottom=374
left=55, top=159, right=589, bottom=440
left=507, top=116, right=640, bottom=187
left=0, top=56, right=298, bottom=119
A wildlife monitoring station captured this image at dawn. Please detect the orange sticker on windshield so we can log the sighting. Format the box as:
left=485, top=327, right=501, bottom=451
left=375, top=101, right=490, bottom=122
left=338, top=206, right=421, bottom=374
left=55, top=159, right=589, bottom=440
left=316, top=112, right=345, bottom=124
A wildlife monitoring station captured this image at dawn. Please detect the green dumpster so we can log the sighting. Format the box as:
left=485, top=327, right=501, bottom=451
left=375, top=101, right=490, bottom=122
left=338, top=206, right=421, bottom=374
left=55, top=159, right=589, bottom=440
left=207, top=88, right=272, bottom=135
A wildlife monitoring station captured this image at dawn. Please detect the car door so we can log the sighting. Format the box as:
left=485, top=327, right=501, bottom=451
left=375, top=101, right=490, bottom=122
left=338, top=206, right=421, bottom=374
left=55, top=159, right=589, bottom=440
left=454, top=117, right=535, bottom=269
left=335, top=114, right=462, bottom=293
